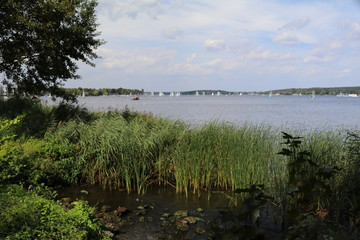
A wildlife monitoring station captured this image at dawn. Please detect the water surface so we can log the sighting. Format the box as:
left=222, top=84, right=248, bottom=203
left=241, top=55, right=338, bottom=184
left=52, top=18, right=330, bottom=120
left=76, top=95, right=360, bottom=131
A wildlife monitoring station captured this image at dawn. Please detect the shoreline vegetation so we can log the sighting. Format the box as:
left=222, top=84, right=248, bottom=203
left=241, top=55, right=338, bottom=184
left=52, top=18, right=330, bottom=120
left=1, top=97, right=360, bottom=239
left=3, top=85, right=359, bottom=98
left=61, top=86, right=360, bottom=97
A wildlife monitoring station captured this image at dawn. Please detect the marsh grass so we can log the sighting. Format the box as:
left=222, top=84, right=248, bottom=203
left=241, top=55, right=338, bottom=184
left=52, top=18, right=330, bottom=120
left=160, top=122, right=281, bottom=197
left=50, top=112, right=186, bottom=193
left=40, top=104, right=349, bottom=199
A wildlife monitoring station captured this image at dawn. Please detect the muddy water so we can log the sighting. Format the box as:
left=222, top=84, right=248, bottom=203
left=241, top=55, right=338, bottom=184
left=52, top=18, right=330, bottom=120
left=58, top=184, right=234, bottom=239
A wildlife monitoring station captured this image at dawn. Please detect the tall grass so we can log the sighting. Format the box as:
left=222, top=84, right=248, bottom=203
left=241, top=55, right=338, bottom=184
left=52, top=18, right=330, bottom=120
left=158, top=122, right=280, bottom=197
left=47, top=111, right=348, bottom=197
left=49, top=112, right=185, bottom=194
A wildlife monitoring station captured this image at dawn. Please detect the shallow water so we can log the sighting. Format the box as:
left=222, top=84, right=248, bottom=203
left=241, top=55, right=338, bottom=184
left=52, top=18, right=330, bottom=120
left=58, top=185, right=236, bottom=239
left=58, top=184, right=230, bottom=211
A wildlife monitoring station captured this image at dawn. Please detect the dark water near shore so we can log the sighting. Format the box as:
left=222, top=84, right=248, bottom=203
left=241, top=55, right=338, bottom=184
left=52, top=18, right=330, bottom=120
left=58, top=184, right=230, bottom=211
left=58, top=185, right=237, bottom=239
left=75, top=95, right=360, bottom=131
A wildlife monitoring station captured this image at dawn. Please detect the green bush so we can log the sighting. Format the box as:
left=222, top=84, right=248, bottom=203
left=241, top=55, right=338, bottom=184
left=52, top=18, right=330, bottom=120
left=0, top=97, right=95, bottom=138
left=0, top=136, right=78, bottom=186
left=0, top=139, right=47, bottom=185
left=0, top=116, right=23, bottom=144
left=0, top=185, right=110, bottom=240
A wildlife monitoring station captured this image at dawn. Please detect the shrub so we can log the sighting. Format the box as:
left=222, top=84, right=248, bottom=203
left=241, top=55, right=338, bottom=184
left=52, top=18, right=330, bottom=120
left=0, top=185, right=110, bottom=240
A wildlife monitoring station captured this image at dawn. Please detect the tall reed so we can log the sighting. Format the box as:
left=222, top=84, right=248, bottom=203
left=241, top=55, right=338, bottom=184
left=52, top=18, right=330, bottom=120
left=49, top=112, right=185, bottom=193
left=46, top=109, right=349, bottom=198
left=158, top=122, right=280, bottom=197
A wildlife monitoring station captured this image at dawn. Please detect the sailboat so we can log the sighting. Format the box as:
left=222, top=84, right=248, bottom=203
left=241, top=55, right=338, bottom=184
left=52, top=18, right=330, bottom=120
left=82, top=90, right=85, bottom=98
left=311, top=90, right=315, bottom=99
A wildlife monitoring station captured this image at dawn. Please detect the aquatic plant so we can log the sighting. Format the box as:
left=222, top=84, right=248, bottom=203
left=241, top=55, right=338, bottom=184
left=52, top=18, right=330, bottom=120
left=50, top=113, right=186, bottom=193
left=158, top=122, right=280, bottom=196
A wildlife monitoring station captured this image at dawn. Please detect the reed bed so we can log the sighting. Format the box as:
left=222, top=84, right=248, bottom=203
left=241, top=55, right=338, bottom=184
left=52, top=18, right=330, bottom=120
left=47, top=110, right=348, bottom=197
left=158, top=122, right=281, bottom=197
left=49, top=112, right=185, bottom=194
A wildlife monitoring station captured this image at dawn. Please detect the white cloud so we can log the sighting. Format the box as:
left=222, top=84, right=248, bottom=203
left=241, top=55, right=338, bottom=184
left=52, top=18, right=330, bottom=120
left=162, top=27, right=184, bottom=40
left=351, top=22, right=360, bottom=38
left=247, top=48, right=275, bottom=59
left=97, top=47, right=176, bottom=73
left=336, top=68, right=353, bottom=78
left=167, top=63, right=213, bottom=75
left=245, top=47, right=294, bottom=61
left=186, top=52, right=197, bottom=62
left=273, top=32, right=301, bottom=45
left=329, top=41, right=342, bottom=49
left=353, top=23, right=360, bottom=32
left=268, top=66, right=297, bottom=73
left=278, top=17, right=310, bottom=31
left=303, top=55, right=332, bottom=63
left=204, top=39, right=226, bottom=51
left=305, top=69, right=322, bottom=75
left=98, top=0, right=162, bottom=20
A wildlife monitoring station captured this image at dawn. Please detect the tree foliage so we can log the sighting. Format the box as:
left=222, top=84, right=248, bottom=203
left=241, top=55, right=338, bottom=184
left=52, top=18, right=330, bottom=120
left=0, top=0, right=104, bottom=101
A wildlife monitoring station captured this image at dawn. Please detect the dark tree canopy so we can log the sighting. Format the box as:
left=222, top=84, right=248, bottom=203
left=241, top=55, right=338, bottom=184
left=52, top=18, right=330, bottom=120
left=0, top=0, right=104, bottom=101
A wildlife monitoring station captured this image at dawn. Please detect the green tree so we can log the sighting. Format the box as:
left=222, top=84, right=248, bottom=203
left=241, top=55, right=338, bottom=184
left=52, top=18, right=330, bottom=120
left=0, top=0, right=104, bottom=101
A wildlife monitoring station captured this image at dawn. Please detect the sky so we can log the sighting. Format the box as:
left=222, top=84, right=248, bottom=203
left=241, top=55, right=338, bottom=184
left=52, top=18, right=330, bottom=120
left=66, top=0, right=360, bottom=92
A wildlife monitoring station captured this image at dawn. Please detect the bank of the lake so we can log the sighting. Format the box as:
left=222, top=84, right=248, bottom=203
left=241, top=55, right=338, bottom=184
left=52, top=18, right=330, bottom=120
left=1, top=97, right=359, bottom=239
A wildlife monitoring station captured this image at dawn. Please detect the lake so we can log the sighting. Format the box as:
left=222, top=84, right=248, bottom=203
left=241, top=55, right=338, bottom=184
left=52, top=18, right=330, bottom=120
left=76, top=95, right=360, bottom=131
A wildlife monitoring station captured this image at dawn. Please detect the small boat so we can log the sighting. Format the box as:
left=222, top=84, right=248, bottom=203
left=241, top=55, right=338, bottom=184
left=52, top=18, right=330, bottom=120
left=131, top=96, right=140, bottom=100
left=311, top=90, right=316, bottom=99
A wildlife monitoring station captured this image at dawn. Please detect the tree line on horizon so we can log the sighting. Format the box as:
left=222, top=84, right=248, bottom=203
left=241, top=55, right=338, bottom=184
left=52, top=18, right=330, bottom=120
left=64, top=87, right=144, bottom=97
left=180, top=86, right=360, bottom=96
left=262, top=86, right=360, bottom=95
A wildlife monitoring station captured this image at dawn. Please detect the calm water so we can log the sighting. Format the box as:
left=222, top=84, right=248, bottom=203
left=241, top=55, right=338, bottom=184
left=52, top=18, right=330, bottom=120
left=76, top=95, right=360, bottom=131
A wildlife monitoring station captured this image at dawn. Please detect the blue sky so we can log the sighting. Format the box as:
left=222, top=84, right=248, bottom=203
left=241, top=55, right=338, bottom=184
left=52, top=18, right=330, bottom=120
left=66, top=0, right=360, bottom=92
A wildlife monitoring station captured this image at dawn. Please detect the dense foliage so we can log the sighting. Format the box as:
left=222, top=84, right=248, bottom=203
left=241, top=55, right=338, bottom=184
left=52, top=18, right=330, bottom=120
left=0, top=185, right=110, bottom=240
left=0, top=0, right=103, bottom=101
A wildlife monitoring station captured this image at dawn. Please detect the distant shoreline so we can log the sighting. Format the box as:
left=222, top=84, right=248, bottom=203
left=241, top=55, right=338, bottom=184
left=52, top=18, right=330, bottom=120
left=59, top=86, right=360, bottom=97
